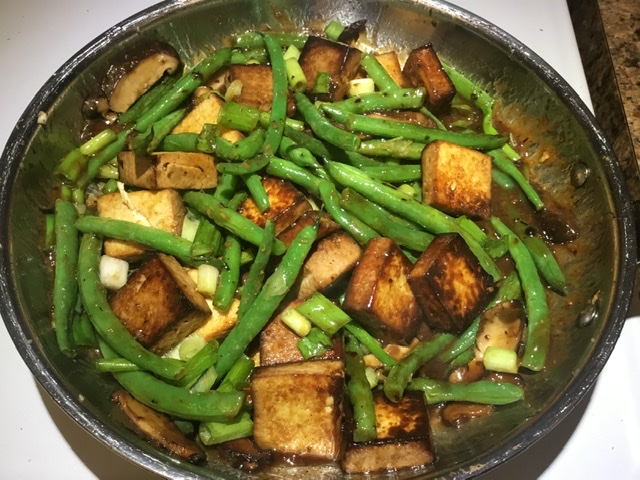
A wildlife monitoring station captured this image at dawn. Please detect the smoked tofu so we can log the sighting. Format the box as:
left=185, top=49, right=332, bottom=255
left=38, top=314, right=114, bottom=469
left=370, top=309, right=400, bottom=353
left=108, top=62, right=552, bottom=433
left=341, top=391, right=434, bottom=474
left=407, top=233, right=495, bottom=333
left=171, top=91, right=244, bottom=142
left=295, top=231, right=362, bottom=299
left=403, top=44, right=455, bottom=113
left=97, top=188, right=185, bottom=260
left=299, top=36, right=362, bottom=102
left=374, top=51, right=411, bottom=88
left=421, top=140, right=492, bottom=220
left=109, top=254, right=211, bottom=354
left=343, top=237, right=421, bottom=343
left=276, top=211, right=341, bottom=247
left=250, top=359, right=345, bottom=460
left=195, top=298, right=240, bottom=341
left=118, top=151, right=218, bottom=190
left=227, top=64, right=294, bottom=115
left=238, top=176, right=312, bottom=235
left=260, top=300, right=343, bottom=366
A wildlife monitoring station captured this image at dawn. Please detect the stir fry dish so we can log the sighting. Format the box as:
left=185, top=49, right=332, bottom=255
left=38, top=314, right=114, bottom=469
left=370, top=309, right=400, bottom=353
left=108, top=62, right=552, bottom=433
left=46, top=19, right=577, bottom=474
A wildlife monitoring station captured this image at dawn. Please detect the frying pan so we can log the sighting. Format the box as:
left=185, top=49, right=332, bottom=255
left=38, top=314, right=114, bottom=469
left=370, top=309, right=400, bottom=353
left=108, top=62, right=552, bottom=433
left=0, top=0, right=636, bottom=478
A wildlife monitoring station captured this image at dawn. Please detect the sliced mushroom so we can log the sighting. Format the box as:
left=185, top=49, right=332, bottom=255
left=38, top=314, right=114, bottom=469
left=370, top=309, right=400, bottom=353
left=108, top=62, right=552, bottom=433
left=103, top=42, right=181, bottom=113
left=112, top=390, right=206, bottom=463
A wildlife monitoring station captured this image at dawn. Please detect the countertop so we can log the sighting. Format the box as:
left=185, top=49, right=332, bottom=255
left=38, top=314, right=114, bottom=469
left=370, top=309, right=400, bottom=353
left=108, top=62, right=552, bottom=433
left=1, top=1, right=639, bottom=479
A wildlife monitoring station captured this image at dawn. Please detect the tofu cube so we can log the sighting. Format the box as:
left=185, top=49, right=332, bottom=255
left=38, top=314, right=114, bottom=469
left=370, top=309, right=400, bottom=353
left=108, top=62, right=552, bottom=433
left=374, top=51, right=411, bottom=88
left=407, top=233, right=495, bottom=333
left=109, top=254, right=211, bottom=354
left=403, top=44, right=455, bottom=113
left=260, top=300, right=343, bottom=366
left=227, top=64, right=294, bottom=115
left=421, top=140, right=492, bottom=219
left=342, top=391, right=434, bottom=474
left=97, top=189, right=185, bottom=260
left=195, top=298, right=239, bottom=341
left=117, top=151, right=218, bottom=190
left=238, top=176, right=312, bottom=235
left=343, top=237, right=421, bottom=343
left=171, top=91, right=244, bottom=142
left=299, top=36, right=362, bottom=102
left=295, top=231, right=362, bottom=299
left=250, top=360, right=344, bottom=460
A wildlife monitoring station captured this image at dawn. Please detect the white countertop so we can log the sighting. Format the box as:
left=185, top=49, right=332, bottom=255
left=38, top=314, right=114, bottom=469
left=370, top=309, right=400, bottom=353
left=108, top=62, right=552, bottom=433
left=1, top=1, right=638, bottom=478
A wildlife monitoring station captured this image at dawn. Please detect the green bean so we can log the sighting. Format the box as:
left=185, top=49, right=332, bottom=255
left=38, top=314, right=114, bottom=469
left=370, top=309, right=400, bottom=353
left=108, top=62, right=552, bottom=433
left=213, top=235, right=241, bottom=312
left=278, top=136, right=329, bottom=180
left=98, top=339, right=244, bottom=421
left=242, top=174, right=270, bottom=212
left=118, top=75, right=177, bottom=125
left=135, top=48, right=232, bottom=132
left=343, top=322, right=397, bottom=368
left=218, top=101, right=262, bottom=132
left=71, top=309, right=96, bottom=348
left=215, top=224, right=318, bottom=378
left=230, top=47, right=268, bottom=65
left=325, top=161, right=501, bottom=280
left=76, top=129, right=131, bottom=190
left=357, top=138, right=425, bottom=160
left=53, top=199, right=80, bottom=357
left=361, top=164, right=422, bottom=183
left=74, top=216, right=224, bottom=269
left=488, top=149, right=544, bottom=210
left=294, top=92, right=361, bottom=152
left=213, top=173, right=239, bottom=206
left=407, top=378, right=524, bottom=405
left=96, top=357, right=140, bottom=373
left=183, top=191, right=286, bottom=255
left=359, top=53, right=400, bottom=92
left=226, top=191, right=249, bottom=212
left=437, top=271, right=522, bottom=363
left=344, top=331, right=377, bottom=442
left=131, top=108, right=186, bottom=154
left=217, top=354, right=254, bottom=393
left=199, top=410, right=253, bottom=445
left=491, top=217, right=549, bottom=371
left=265, top=158, right=324, bottom=197
left=340, top=188, right=433, bottom=252
left=78, top=233, right=185, bottom=380
left=174, top=340, right=220, bottom=389
left=217, top=153, right=271, bottom=175
left=318, top=181, right=380, bottom=246
left=159, top=133, right=199, bottom=152
left=215, top=128, right=265, bottom=162
left=191, top=212, right=223, bottom=258
left=262, top=34, right=288, bottom=155
left=328, top=88, right=426, bottom=114
left=384, top=333, right=455, bottom=403
left=522, top=234, right=566, bottom=294
left=321, top=104, right=507, bottom=150
left=238, top=220, right=275, bottom=319
left=492, top=168, right=516, bottom=189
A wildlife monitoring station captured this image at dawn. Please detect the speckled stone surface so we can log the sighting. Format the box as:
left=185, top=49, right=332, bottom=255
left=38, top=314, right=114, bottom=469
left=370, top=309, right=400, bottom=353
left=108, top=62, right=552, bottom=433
left=569, top=0, right=640, bottom=204
left=599, top=0, right=639, bottom=157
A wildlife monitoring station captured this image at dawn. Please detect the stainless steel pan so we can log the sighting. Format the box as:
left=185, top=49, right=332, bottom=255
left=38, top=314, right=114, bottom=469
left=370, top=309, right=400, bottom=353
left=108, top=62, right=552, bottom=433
left=0, top=0, right=636, bottom=478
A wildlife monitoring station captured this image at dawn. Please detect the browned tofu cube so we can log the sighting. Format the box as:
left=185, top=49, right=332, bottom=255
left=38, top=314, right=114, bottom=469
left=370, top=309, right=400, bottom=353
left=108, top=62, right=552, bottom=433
left=407, top=233, right=495, bottom=333
left=109, top=254, right=211, bottom=354
left=343, top=237, right=421, bottom=343
left=97, top=189, right=185, bottom=260
left=342, top=391, right=434, bottom=474
left=227, top=65, right=295, bottom=115
left=375, top=51, right=411, bottom=88
left=195, top=298, right=239, bottom=341
left=250, top=360, right=344, bottom=460
left=421, top=140, right=492, bottom=219
left=299, top=36, right=362, bottom=102
left=403, top=44, right=455, bottom=113
left=295, top=231, right=362, bottom=299
left=260, top=300, right=343, bottom=366
left=276, top=210, right=341, bottom=247
left=238, top=176, right=312, bottom=235
left=118, top=151, right=218, bottom=190
left=171, top=91, right=244, bottom=142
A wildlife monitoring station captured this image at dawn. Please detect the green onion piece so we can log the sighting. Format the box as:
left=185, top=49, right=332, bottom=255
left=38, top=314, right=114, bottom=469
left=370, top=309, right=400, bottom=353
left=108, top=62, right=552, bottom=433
left=295, top=292, right=352, bottom=335
left=324, top=20, right=345, bottom=41
left=281, top=307, right=312, bottom=337
left=197, top=264, right=220, bottom=297
left=199, top=410, right=253, bottom=445
left=313, top=72, right=331, bottom=94
left=79, top=128, right=117, bottom=156
left=285, top=57, right=308, bottom=92
left=297, top=327, right=333, bottom=360
left=483, top=346, right=519, bottom=374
